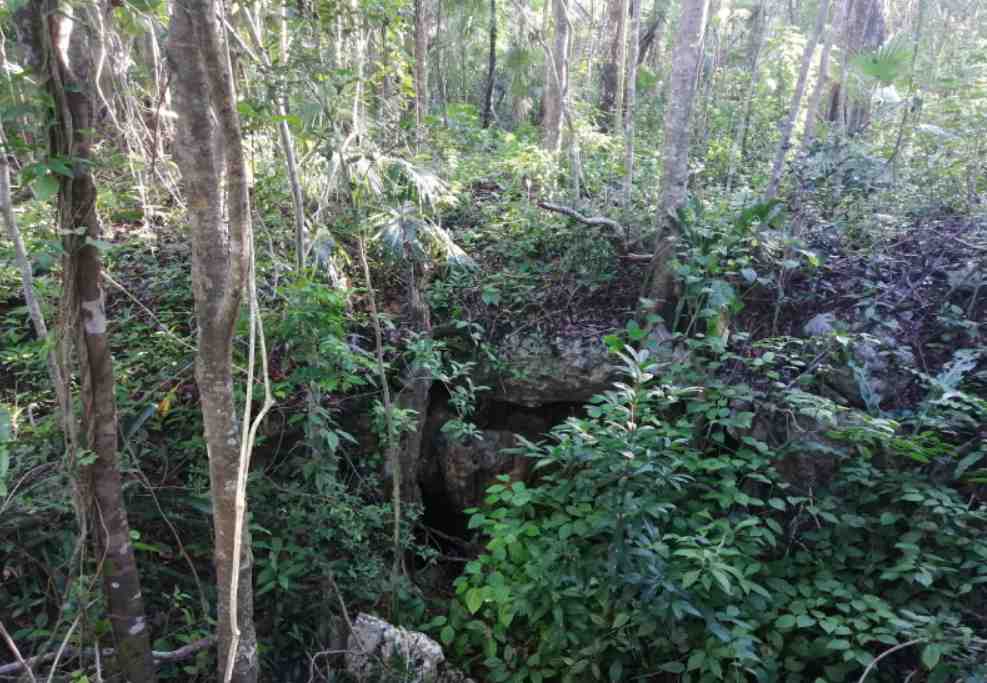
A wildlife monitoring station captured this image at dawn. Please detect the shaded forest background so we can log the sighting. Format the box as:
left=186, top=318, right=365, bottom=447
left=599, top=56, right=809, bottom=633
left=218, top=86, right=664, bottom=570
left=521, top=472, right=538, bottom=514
left=1, top=0, right=986, bottom=681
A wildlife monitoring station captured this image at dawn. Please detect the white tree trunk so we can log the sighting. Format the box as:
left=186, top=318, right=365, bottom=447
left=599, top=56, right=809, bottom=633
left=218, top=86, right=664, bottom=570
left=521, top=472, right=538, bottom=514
left=645, top=0, right=710, bottom=306
left=765, top=0, right=831, bottom=201
left=542, top=0, right=570, bottom=152
left=801, top=0, right=841, bottom=153
left=622, top=0, right=640, bottom=212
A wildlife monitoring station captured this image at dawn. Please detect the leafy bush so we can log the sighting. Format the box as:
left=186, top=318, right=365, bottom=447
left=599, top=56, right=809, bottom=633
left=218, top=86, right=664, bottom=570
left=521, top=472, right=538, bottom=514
left=436, top=347, right=987, bottom=682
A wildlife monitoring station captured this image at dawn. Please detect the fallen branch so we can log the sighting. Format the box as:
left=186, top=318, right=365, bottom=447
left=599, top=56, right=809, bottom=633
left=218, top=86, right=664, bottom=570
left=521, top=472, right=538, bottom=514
left=0, top=636, right=216, bottom=677
left=537, top=201, right=627, bottom=246
left=0, top=622, right=36, bottom=683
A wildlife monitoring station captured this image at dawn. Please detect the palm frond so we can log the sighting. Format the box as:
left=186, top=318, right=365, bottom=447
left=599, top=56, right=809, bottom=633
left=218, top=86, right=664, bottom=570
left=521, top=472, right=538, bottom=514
left=422, top=222, right=479, bottom=270
left=372, top=204, right=426, bottom=261
left=389, top=159, right=455, bottom=208
left=371, top=203, right=476, bottom=270
left=351, top=156, right=384, bottom=197
left=851, top=37, right=912, bottom=86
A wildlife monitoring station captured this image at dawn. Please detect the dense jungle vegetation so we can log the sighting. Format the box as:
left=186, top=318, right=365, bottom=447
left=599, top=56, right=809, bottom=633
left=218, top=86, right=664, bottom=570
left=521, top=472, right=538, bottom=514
left=1, top=0, right=986, bottom=681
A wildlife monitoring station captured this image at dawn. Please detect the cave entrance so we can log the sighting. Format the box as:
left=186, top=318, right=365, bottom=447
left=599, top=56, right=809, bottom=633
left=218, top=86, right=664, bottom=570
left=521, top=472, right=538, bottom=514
left=418, top=384, right=585, bottom=552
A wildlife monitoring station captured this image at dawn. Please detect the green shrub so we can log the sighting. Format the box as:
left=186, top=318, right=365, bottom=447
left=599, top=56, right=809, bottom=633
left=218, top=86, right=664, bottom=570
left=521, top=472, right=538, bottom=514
left=437, top=347, right=987, bottom=682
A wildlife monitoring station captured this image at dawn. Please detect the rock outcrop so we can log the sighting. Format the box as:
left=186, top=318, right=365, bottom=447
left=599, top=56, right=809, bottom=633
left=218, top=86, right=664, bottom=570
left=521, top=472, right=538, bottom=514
left=484, top=325, right=675, bottom=407
left=346, top=613, right=474, bottom=682
left=431, top=429, right=525, bottom=510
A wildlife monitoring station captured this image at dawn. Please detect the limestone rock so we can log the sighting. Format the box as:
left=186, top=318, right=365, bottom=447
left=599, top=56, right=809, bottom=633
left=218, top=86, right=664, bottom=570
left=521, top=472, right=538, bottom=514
left=485, top=325, right=675, bottom=407
left=345, top=613, right=474, bottom=683
left=433, top=429, right=523, bottom=510
left=803, top=312, right=838, bottom=337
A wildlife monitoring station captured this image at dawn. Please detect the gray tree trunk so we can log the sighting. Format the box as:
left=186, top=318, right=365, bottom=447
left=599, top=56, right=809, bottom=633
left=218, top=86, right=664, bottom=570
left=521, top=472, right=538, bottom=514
left=623, top=0, right=640, bottom=211
left=599, top=0, right=629, bottom=130
left=414, top=0, right=428, bottom=149
left=645, top=0, right=710, bottom=307
left=637, top=1, right=667, bottom=66
left=542, top=0, right=569, bottom=152
left=829, top=0, right=886, bottom=134
left=167, top=2, right=258, bottom=680
left=481, top=0, right=498, bottom=128
left=17, top=3, right=158, bottom=681
left=765, top=0, right=830, bottom=201
left=801, top=0, right=840, bottom=153
left=726, top=1, right=770, bottom=192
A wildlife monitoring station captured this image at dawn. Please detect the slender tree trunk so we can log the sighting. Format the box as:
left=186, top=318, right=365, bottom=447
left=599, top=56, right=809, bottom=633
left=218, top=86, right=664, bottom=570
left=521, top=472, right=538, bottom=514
left=637, top=1, right=667, bottom=66
left=0, top=130, right=48, bottom=345
left=726, top=1, right=770, bottom=191
left=645, top=0, right=710, bottom=306
left=829, top=0, right=886, bottom=135
left=481, top=0, right=498, bottom=128
left=167, top=2, right=258, bottom=681
left=845, top=0, right=885, bottom=134
left=352, top=0, right=367, bottom=137
left=436, top=2, right=450, bottom=127
left=886, top=0, right=925, bottom=184
left=414, top=0, right=428, bottom=150
left=379, top=22, right=393, bottom=113
left=765, top=0, right=830, bottom=200
left=801, top=0, right=841, bottom=152
left=239, top=4, right=307, bottom=272
left=357, top=236, right=403, bottom=578
left=19, top=4, right=158, bottom=681
left=281, top=87, right=307, bottom=271
left=396, top=258, right=431, bottom=506
left=542, top=0, right=569, bottom=152
left=613, top=0, right=629, bottom=129
left=832, top=0, right=852, bottom=134
left=599, top=0, right=628, bottom=130
left=623, top=0, right=640, bottom=212
left=279, top=3, right=306, bottom=270
left=696, top=0, right=722, bottom=153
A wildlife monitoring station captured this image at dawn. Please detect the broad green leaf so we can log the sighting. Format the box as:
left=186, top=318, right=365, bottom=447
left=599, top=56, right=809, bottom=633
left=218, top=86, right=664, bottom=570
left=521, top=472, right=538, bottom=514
left=465, top=587, right=484, bottom=614
left=440, top=625, right=455, bottom=645
left=32, top=174, right=60, bottom=201
left=776, top=614, right=796, bottom=629
left=921, top=643, right=941, bottom=670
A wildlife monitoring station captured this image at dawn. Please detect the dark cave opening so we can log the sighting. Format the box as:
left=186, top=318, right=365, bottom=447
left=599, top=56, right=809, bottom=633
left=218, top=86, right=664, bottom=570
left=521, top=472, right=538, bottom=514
left=417, top=383, right=586, bottom=550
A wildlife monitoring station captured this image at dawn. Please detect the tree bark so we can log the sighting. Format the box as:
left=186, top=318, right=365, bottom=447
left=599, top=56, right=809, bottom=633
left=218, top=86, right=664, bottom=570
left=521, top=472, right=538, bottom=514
left=765, top=0, right=830, bottom=201
left=414, top=0, right=428, bottom=149
left=886, top=0, right=925, bottom=184
left=726, top=1, right=770, bottom=191
left=396, top=258, right=432, bottom=506
left=167, top=2, right=258, bottom=681
left=623, top=0, right=640, bottom=211
left=17, top=3, right=158, bottom=681
left=636, top=1, right=667, bottom=66
left=844, top=0, right=885, bottom=133
left=599, top=0, right=628, bottom=130
left=352, top=0, right=367, bottom=137
left=644, top=0, right=710, bottom=307
left=542, top=0, right=570, bottom=152
left=481, top=0, right=498, bottom=128
left=278, top=1, right=307, bottom=272
left=801, top=0, right=841, bottom=152
left=829, top=0, right=886, bottom=134
left=241, top=3, right=307, bottom=272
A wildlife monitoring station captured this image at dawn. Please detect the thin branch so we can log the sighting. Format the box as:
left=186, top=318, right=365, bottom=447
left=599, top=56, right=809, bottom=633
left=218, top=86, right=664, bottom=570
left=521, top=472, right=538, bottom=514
left=0, top=621, right=38, bottom=683
left=358, top=234, right=403, bottom=581
left=856, top=639, right=926, bottom=683
left=44, top=616, right=79, bottom=683
left=537, top=201, right=627, bottom=244
left=0, top=637, right=216, bottom=677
